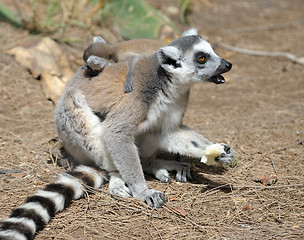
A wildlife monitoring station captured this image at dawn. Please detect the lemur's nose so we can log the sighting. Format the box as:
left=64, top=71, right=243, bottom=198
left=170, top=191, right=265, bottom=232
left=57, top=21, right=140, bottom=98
left=220, top=59, right=232, bottom=72
left=225, top=61, right=232, bottom=71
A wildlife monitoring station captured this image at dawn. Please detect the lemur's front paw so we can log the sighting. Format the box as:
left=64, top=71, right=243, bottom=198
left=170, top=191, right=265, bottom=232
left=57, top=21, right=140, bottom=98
left=215, top=144, right=235, bottom=165
left=109, top=175, right=132, bottom=198
left=123, top=72, right=134, bottom=93
left=144, top=189, right=167, bottom=208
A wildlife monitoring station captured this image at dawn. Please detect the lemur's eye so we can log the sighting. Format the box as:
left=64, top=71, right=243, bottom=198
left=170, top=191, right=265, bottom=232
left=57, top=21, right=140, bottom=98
left=199, top=57, right=205, bottom=62
left=195, top=52, right=209, bottom=64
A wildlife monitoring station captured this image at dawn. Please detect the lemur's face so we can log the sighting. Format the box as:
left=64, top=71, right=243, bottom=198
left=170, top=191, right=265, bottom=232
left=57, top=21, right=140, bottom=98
left=157, top=33, right=232, bottom=84
left=190, top=39, right=232, bottom=84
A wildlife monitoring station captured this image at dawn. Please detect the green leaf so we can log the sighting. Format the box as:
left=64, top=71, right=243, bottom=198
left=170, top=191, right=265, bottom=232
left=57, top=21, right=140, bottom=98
left=0, top=3, right=22, bottom=27
left=179, top=0, right=191, bottom=24
left=229, top=157, right=238, bottom=168
left=43, top=0, right=61, bottom=28
left=99, top=0, right=176, bottom=39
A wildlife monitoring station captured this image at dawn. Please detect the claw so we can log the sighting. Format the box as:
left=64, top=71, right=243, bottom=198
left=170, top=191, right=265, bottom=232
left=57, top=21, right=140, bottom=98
left=144, top=190, right=167, bottom=208
left=215, top=144, right=236, bottom=165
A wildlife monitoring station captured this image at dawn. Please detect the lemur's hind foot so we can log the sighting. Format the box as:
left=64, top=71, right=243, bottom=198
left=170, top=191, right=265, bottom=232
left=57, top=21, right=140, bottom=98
left=144, top=160, right=192, bottom=183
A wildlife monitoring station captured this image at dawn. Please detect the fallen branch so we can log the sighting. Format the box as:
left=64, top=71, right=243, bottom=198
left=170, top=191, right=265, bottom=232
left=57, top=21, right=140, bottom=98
left=269, top=154, right=278, bottom=173
left=185, top=216, right=206, bottom=232
left=201, top=183, right=304, bottom=203
left=223, top=19, right=304, bottom=33
left=217, top=42, right=304, bottom=66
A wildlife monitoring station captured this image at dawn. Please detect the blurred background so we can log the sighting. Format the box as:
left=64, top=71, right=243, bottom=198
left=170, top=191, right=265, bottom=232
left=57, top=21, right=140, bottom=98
left=0, top=0, right=303, bottom=239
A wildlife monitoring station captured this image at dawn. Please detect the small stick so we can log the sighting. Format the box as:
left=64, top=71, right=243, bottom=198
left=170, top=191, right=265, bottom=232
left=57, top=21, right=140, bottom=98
left=269, top=154, right=278, bottom=173
left=270, top=139, right=303, bottom=154
left=201, top=183, right=304, bottom=203
left=29, top=137, right=59, bottom=176
left=185, top=216, right=206, bottom=231
left=117, top=202, right=164, bottom=219
left=217, top=42, right=304, bottom=66
left=223, top=19, right=304, bottom=33
left=234, top=183, right=303, bottom=190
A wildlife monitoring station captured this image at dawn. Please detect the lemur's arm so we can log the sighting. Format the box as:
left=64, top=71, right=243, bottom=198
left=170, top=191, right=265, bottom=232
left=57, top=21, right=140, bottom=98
left=142, top=126, right=235, bottom=183
left=159, top=126, right=235, bottom=165
left=124, top=54, right=139, bottom=93
left=159, top=126, right=213, bottom=159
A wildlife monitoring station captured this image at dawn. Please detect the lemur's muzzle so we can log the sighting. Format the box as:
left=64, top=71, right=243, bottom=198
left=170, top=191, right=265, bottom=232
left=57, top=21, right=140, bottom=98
left=210, top=59, right=232, bottom=84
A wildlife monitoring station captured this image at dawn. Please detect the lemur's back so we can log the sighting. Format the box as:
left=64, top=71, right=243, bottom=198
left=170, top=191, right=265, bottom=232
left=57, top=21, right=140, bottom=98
left=83, top=38, right=166, bottom=62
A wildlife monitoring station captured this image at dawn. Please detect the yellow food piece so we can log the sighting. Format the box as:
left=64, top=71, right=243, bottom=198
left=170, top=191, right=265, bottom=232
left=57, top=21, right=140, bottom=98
left=201, top=144, right=224, bottom=165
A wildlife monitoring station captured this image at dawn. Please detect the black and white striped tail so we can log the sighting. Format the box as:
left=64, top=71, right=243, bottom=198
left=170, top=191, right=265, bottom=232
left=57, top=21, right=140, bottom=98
left=0, top=165, right=107, bottom=240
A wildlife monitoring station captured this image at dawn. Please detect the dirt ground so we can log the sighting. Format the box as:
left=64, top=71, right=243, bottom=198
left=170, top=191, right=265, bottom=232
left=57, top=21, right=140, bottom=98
left=0, top=0, right=303, bottom=239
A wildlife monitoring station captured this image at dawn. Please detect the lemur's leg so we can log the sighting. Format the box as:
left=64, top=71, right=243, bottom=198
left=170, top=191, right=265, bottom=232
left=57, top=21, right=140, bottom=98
left=144, top=159, right=191, bottom=183
left=139, top=133, right=191, bottom=183
left=102, top=121, right=167, bottom=207
left=62, top=88, right=134, bottom=198
left=123, top=54, right=139, bottom=93
left=146, top=126, right=235, bottom=183
left=108, top=172, right=132, bottom=197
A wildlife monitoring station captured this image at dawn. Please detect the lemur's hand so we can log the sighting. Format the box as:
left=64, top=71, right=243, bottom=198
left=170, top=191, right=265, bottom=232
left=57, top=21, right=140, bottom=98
left=201, top=144, right=235, bottom=165
left=215, top=144, right=235, bottom=165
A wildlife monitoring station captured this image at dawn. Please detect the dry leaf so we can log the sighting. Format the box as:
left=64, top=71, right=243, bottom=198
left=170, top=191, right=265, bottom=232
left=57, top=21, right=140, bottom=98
left=41, top=72, right=68, bottom=102
left=10, top=173, right=27, bottom=179
left=252, top=175, right=278, bottom=186
left=243, top=205, right=251, bottom=211
left=7, top=37, right=73, bottom=102
left=168, top=197, right=179, bottom=201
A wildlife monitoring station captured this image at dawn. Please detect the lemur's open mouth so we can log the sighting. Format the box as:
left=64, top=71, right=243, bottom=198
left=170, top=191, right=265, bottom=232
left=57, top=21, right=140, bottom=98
left=210, top=74, right=225, bottom=84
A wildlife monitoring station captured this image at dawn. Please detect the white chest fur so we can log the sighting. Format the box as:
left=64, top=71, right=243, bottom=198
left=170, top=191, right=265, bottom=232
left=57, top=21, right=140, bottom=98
left=137, top=83, right=190, bottom=134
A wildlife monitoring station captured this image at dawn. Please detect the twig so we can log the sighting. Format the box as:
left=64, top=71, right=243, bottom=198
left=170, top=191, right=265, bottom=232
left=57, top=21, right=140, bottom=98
left=0, top=169, right=23, bottom=174
left=270, top=139, right=303, bottom=154
left=201, top=183, right=304, bottom=203
left=217, top=42, right=304, bottom=66
left=223, top=19, right=304, bottom=33
left=269, top=154, right=278, bottom=173
left=150, top=220, right=164, bottom=240
left=185, top=216, right=206, bottom=231
left=116, top=202, right=164, bottom=219
left=163, top=206, right=206, bottom=231
left=29, top=137, right=59, bottom=176
left=233, top=183, right=303, bottom=190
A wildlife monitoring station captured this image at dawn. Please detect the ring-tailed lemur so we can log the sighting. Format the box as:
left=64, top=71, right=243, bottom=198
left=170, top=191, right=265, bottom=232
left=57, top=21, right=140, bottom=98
left=0, top=29, right=235, bottom=240
left=83, top=36, right=166, bottom=92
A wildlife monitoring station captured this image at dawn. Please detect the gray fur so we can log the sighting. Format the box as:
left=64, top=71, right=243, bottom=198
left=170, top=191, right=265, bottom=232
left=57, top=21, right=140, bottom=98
left=169, top=35, right=202, bottom=53
left=55, top=30, right=235, bottom=208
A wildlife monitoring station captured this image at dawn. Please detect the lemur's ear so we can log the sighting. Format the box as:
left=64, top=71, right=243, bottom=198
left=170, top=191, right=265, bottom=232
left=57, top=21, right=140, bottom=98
left=182, top=28, right=198, bottom=37
left=93, top=36, right=106, bottom=43
left=157, top=46, right=181, bottom=69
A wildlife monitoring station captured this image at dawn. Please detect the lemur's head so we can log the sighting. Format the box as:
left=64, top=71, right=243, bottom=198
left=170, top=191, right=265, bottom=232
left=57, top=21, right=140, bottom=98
left=157, top=28, right=232, bottom=84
